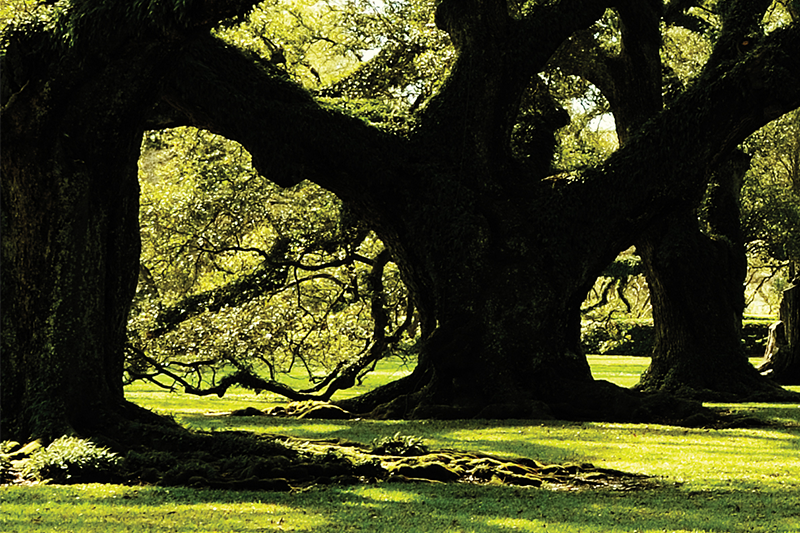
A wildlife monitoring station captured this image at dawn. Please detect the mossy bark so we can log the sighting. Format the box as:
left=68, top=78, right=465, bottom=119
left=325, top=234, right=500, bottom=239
left=0, top=29, right=172, bottom=440
left=1, top=0, right=261, bottom=442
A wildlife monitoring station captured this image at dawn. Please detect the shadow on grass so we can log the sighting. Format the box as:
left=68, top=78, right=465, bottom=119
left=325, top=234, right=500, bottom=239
left=3, top=479, right=798, bottom=532
left=180, top=414, right=800, bottom=466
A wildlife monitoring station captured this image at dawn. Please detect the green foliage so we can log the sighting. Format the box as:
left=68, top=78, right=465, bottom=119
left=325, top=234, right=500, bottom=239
left=545, top=74, right=619, bottom=172
left=213, top=0, right=452, bottom=130
left=581, top=320, right=654, bottom=356
left=129, top=127, right=417, bottom=399
left=0, top=442, right=14, bottom=483
left=741, top=109, right=800, bottom=265
left=739, top=109, right=800, bottom=313
left=370, top=432, right=429, bottom=456
left=582, top=318, right=772, bottom=356
left=0, top=440, right=19, bottom=454
left=20, top=437, right=121, bottom=484
left=581, top=248, right=650, bottom=328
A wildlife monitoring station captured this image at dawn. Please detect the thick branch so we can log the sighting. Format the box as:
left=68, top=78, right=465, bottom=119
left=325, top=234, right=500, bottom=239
left=515, top=0, right=614, bottom=73
left=421, top=0, right=612, bottom=165
left=184, top=0, right=262, bottom=29
left=561, top=24, right=800, bottom=265
left=160, top=34, right=406, bottom=206
left=551, top=1, right=662, bottom=143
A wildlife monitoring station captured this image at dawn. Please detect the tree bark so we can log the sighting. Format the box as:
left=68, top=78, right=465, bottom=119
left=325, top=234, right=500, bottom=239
left=634, top=207, right=782, bottom=399
left=0, top=1, right=260, bottom=441
left=1, top=38, right=166, bottom=438
left=634, top=149, right=797, bottom=400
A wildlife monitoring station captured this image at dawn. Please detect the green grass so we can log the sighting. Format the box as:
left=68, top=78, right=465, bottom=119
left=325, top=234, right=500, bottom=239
left=587, top=355, right=652, bottom=388
left=3, top=356, right=800, bottom=533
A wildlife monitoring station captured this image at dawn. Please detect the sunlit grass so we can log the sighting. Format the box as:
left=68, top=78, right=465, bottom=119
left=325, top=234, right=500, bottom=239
left=0, top=484, right=327, bottom=532
left=124, top=357, right=415, bottom=417
left=587, top=355, right=651, bottom=387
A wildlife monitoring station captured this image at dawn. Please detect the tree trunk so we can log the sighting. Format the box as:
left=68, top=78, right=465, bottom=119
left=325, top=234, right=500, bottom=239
left=159, top=16, right=800, bottom=419
left=635, top=151, right=793, bottom=400
left=0, top=27, right=174, bottom=441
left=1, top=0, right=261, bottom=443
left=635, top=210, right=764, bottom=399
left=758, top=276, right=800, bottom=384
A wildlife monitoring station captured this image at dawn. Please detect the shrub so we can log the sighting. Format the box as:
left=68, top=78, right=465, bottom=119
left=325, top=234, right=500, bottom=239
left=581, top=320, right=654, bottom=356
left=370, top=432, right=428, bottom=456
left=581, top=318, right=772, bottom=356
left=21, top=437, right=121, bottom=484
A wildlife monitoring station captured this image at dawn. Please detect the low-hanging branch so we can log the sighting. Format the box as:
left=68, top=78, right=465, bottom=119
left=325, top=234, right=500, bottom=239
left=142, top=240, right=375, bottom=339
left=127, top=249, right=415, bottom=403
left=146, top=255, right=290, bottom=338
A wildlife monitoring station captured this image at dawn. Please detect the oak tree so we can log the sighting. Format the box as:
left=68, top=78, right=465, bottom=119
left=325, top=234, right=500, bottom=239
left=4, top=0, right=800, bottom=441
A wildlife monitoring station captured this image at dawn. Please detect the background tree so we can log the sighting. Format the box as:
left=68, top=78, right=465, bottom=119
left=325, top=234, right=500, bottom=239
left=746, top=109, right=800, bottom=383
left=548, top=0, right=797, bottom=400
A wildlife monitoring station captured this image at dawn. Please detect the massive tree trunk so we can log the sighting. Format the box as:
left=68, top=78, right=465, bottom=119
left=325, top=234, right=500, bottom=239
left=636, top=149, right=795, bottom=399
left=0, top=1, right=260, bottom=441
left=1, top=41, right=160, bottom=440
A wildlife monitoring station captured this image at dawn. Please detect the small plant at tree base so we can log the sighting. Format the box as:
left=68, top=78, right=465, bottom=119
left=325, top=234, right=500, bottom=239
left=370, top=432, right=428, bottom=456
left=21, top=436, right=122, bottom=484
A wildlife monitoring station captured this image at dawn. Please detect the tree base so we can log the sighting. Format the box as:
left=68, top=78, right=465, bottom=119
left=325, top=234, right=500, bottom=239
left=3, top=399, right=653, bottom=491
left=757, top=321, right=800, bottom=386
left=336, top=367, right=727, bottom=427
left=636, top=356, right=800, bottom=402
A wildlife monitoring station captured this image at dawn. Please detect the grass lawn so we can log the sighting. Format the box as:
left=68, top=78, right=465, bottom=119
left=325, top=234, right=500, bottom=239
left=2, top=356, right=799, bottom=533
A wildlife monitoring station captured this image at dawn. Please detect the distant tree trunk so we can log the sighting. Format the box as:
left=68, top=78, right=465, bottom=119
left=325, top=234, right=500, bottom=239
left=635, top=153, right=791, bottom=400
left=635, top=212, right=772, bottom=399
left=758, top=276, right=800, bottom=384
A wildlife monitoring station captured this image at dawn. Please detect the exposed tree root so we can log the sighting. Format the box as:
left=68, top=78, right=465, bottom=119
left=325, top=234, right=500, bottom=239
left=635, top=360, right=800, bottom=403
left=1, top=412, right=653, bottom=492
left=336, top=372, right=729, bottom=427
